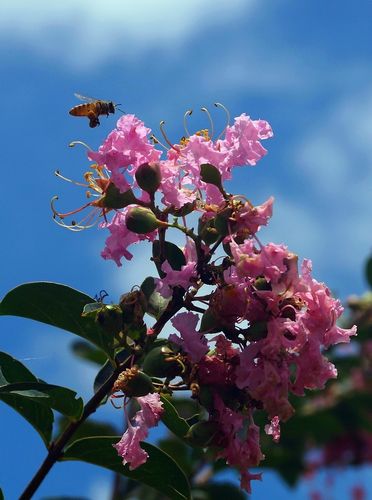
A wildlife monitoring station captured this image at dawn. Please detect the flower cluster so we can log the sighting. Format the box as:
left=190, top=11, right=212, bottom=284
left=59, top=108, right=356, bottom=493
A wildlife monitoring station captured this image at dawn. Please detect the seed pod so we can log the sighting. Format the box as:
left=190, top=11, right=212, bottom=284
left=135, top=162, right=162, bottom=193
left=98, top=183, right=137, bottom=209
left=126, top=207, right=165, bottom=234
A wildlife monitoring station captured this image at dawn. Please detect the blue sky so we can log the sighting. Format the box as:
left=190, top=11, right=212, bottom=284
left=0, top=1, right=371, bottom=498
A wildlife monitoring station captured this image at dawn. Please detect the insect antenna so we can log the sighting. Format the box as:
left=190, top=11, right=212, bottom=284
left=115, top=104, right=126, bottom=114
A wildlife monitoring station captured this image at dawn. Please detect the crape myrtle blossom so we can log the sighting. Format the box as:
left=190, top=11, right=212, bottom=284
left=101, top=209, right=157, bottom=266
left=88, top=114, right=161, bottom=192
left=114, top=393, right=163, bottom=470
left=58, top=107, right=356, bottom=495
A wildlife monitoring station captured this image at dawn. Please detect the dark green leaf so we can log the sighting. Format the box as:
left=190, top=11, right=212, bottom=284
left=1, top=392, right=54, bottom=445
left=160, top=396, right=190, bottom=439
left=63, top=437, right=191, bottom=500
left=158, top=437, right=193, bottom=476
left=0, top=351, right=38, bottom=383
left=195, top=482, right=246, bottom=500
left=56, top=416, right=117, bottom=443
left=152, top=240, right=186, bottom=277
left=0, top=352, right=54, bottom=445
left=365, top=255, right=372, bottom=289
left=0, top=282, right=114, bottom=356
left=0, top=488, right=3, bottom=500
left=0, top=381, right=83, bottom=419
left=71, top=340, right=108, bottom=366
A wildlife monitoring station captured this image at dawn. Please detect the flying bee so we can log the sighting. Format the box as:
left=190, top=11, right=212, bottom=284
left=69, top=93, right=123, bottom=128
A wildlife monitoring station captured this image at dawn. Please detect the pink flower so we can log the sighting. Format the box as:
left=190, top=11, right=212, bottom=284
left=159, top=160, right=198, bottom=209
left=136, top=393, right=164, bottom=427
left=182, top=134, right=228, bottom=178
left=155, top=261, right=197, bottom=298
left=265, top=416, right=281, bottom=443
left=114, top=393, right=163, bottom=470
left=114, top=421, right=149, bottom=470
left=231, top=240, right=289, bottom=283
left=235, top=196, right=274, bottom=235
left=290, top=338, right=337, bottom=396
left=88, top=115, right=161, bottom=192
left=169, top=311, right=208, bottom=362
left=299, top=260, right=357, bottom=347
left=213, top=396, right=264, bottom=493
left=101, top=210, right=157, bottom=266
left=219, top=113, right=273, bottom=171
left=240, top=470, right=263, bottom=494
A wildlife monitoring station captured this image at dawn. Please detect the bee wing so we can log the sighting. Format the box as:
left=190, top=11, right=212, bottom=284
left=74, top=93, right=99, bottom=103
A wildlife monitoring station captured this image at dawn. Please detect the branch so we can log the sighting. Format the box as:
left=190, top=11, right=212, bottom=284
left=19, top=356, right=132, bottom=500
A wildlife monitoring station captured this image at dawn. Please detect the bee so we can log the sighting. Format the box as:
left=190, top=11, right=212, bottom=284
left=69, top=93, right=121, bottom=128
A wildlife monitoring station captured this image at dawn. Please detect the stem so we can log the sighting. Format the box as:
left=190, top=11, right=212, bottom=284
left=20, top=285, right=187, bottom=499
left=19, top=358, right=130, bottom=500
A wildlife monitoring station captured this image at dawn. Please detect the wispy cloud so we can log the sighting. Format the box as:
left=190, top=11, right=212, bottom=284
left=0, top=0, right=256, bottom=68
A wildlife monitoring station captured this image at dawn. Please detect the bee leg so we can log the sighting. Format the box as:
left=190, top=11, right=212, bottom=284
left=88, top=112, right=100, bottom=128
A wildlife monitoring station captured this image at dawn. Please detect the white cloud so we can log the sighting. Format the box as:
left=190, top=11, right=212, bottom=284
left=291, top=87, right=372, bottom=278
left=0, top=0, right=256, bottom=68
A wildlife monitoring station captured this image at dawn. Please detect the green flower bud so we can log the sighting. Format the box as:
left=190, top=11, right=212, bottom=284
left=100, top=183, right=137, bottom=209
left=143, top=345, right=183, bottom=378
left=135, top=162, right=162, bottom=193
left=113, top=366, right=154, bottom=397
left=126, top=207, right=165, bottom=234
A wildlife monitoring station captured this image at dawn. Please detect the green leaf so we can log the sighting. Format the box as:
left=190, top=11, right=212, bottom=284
left=71, top=340, right=108, bottom=366
left=63, top=437, right=191, bottom=500
left=0, top=282, right=114, bottom=357
left=160, top=396, right=190, bottom=439
left=0, top=488, right=3, bottom=500
left=365, top=254, right=372, bottom=289
left=152, top=240, right=186, bottom=277
left=56, top=416, right=117, bottom=443
left=0, top=352, right=53, bottom=445
left=0, top=381, right=83, bottom=419
left=195, top=482, right=246, bottom=500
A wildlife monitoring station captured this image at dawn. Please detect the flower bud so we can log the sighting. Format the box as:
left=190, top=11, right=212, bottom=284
left=113, top=366, right=154, bottom=397
left=185, top=420, right=219, bottom=447
left=142, top=345, right=183, bottom=378
left=98, top=183, right=137, bottom=209
left=135, top=162, right=162, bottom=193
left=126, top=207, right=165, bottom=234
